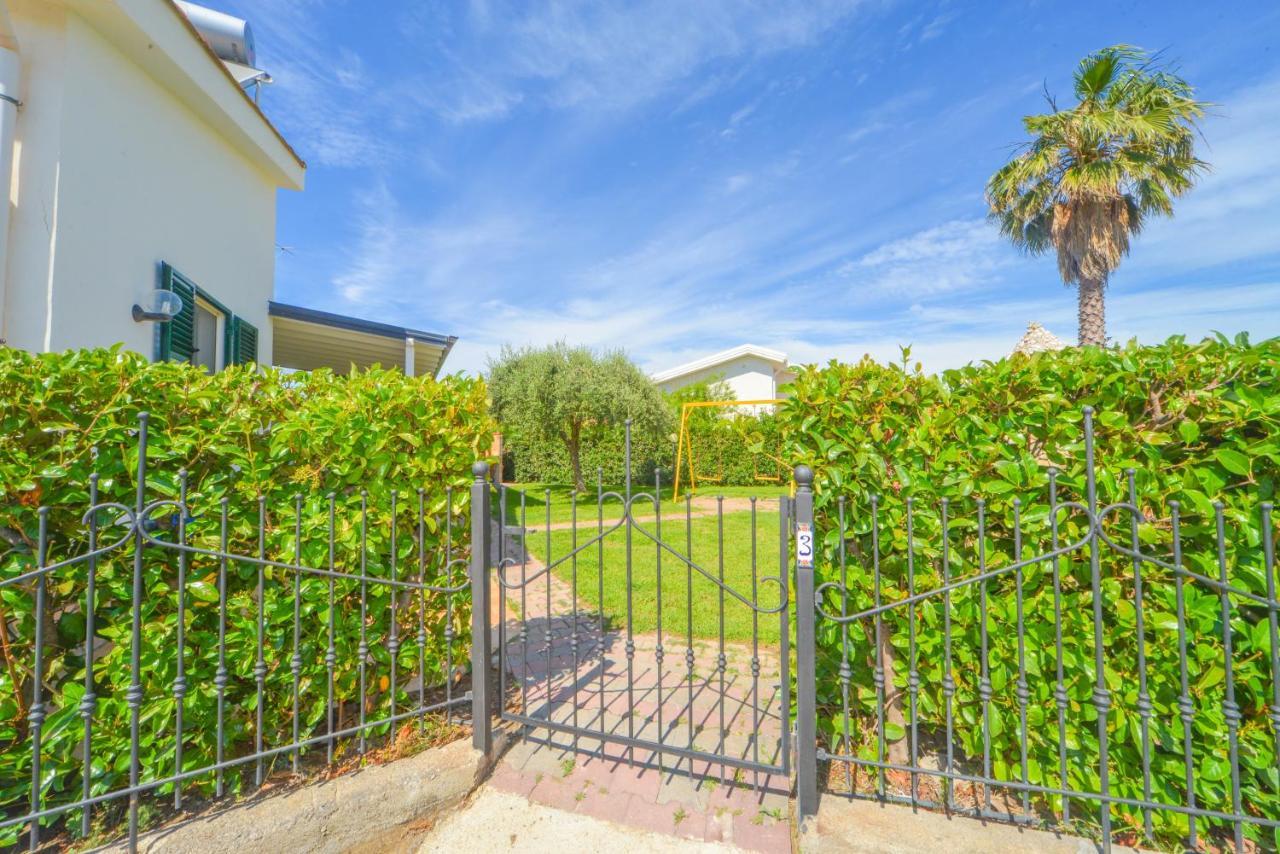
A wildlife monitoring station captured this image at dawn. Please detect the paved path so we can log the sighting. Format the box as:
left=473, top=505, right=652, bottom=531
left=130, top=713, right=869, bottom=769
left=419, top=787, right=745, bottom=852
left=488, top=551, right=792, bottom=852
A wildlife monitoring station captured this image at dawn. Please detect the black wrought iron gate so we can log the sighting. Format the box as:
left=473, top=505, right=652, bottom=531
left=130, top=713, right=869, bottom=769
left=482, top=430, right=791, bottom=782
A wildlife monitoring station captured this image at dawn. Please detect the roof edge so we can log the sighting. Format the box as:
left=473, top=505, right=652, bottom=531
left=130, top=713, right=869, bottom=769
left=651, top=344, right=788, bottom=384
left=269, top=301, right=453, bottom=347
left=161, top=0, right=305, bottom=176
left=74, top=0, right=305, bottom=190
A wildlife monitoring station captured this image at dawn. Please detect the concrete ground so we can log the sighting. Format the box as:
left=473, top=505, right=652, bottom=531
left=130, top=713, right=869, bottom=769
left=800, top=797, right=1146, bottom=854
left=108, top=737, right=486, bottom=854
left=418, top=788, right=744, bottom=852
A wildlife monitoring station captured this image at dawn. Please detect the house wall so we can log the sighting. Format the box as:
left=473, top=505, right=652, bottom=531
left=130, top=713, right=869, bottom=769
left=657, top=355, right=788, bottom=409
left=1, top=0, right=275, bottom=361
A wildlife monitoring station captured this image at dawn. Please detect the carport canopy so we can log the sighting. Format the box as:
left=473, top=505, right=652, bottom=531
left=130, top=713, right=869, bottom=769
left=269, top=301, right=456, bottom=377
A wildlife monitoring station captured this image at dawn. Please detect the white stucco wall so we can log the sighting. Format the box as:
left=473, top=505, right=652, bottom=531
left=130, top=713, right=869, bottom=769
left=1, top=0, right=276, bottom=360
left=656, top=355, right=787, bottom=405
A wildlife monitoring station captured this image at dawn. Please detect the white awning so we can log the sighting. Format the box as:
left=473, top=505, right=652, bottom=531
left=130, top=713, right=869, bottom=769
left=269, top=302, right=456, bottom=377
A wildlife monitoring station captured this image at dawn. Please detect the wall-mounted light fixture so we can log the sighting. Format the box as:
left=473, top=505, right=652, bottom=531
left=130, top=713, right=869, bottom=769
left=132, top=290, right=184, bottom=323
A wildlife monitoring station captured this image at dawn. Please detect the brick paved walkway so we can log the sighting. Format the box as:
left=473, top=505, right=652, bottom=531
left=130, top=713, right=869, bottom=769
left=489, top=551, right=792, bottom=852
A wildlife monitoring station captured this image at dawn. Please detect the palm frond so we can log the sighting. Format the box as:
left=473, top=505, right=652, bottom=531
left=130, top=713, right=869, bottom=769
left=988, top=44, right=1208, bottom=285
left=1073, top=45, right=1143, bottom=101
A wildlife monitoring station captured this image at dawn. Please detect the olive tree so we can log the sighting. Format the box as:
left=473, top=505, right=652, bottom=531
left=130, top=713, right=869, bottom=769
left=487, top=343, right=670, bottom=491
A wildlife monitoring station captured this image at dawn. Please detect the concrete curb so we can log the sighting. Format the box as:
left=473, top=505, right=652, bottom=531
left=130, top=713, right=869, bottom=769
left=797, top=797, right=1151, bottom=854
left=97, top=734, right=509, bottom=854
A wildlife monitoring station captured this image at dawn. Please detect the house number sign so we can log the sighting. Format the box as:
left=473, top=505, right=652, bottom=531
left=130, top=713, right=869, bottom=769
left=796, top=522, right=813, bottom=569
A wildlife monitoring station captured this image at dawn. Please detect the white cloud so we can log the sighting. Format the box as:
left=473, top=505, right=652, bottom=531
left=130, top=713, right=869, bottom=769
left=398, top=0, right=870, bottom=121
left=720, top=100, right=760, bottom=138
left=220, top=0, right=394, bottom=168
left=1122, top=75, right=1280, bottom=274
left=780, top=280, right=1280, bottom=374
left=918, top=11, right=958, bottom=43
left=844, top=120, right=888, bottom=145
left=328, top=189, right=537, bottom=312
left=264, top=4, right=1280, bottom=384
left=848, top=218, right=1010, bottom=298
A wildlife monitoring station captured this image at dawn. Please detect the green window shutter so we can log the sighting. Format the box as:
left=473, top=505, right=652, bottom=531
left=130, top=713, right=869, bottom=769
left=158, top=263, right=197, bottom=363
left=232, top=316, right=259, bottom=365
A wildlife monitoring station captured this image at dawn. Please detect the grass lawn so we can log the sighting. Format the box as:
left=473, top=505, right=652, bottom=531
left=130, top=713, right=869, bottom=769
left=498, top=481, right=789, bottom=526
left=533, top=508, right=789, bottom=645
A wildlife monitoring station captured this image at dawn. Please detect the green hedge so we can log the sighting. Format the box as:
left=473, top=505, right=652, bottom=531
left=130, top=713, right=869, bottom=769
left=779, top=334, right=1279, bottom=848
left=504, top=421, right=668, bottom=486
left=504, top=415, right=787, bottom=488
left=677, top=411, right=787, bottom=487
left=504, top=390, right=788, bottom=488
left=0, top=347, right=493, bottom=844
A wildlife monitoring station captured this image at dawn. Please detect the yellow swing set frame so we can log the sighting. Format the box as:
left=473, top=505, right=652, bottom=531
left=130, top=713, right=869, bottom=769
left=671, top=399, right=788, bottom=502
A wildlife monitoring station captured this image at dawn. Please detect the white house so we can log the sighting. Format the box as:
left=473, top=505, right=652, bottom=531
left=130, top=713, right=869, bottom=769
left=0, top=0, right=454, bottom=376
left=651, top=344, right=795, bottom=408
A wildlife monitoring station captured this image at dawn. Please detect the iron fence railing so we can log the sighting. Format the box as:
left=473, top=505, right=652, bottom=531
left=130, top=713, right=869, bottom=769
left=0, top=414, right=477, bottom=852
left=794, top=408, right=1280, bottom=853
left=6, top=406, right=1278, bottom=853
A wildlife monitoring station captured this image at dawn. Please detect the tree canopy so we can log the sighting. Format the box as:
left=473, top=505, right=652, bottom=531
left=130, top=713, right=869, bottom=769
left=487, top=343, right=670, bottom=491
left=986, top=45, right=1208, bottom=346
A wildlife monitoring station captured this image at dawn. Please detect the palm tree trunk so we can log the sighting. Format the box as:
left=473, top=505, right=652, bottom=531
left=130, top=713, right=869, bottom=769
left=1077, top=276, right=1106, bottom=346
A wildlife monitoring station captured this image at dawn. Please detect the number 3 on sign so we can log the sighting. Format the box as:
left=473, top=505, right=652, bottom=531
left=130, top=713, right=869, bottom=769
left=796, top=523, right=813, bottom=569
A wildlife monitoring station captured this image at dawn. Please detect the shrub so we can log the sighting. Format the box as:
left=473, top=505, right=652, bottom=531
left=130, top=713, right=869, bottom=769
left=505, top=374, right=788, bottom=489
left=504, top=420, right=668, bottom=486
left=0, top=347, right=493, bottom=844
left=488, top=343, right=669, bottom=491
left=779, top=334, right=1279, bottom=848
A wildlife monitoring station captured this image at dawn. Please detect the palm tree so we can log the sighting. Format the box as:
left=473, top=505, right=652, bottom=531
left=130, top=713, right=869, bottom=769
left=986, top=46, right=1208, bottom=346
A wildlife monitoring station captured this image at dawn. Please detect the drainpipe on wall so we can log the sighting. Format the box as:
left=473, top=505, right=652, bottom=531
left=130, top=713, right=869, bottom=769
left=0, top=4, right=20, bottom=346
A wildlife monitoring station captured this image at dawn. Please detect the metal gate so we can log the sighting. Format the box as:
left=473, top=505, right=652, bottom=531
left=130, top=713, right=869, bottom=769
left=480, top=426, right=791, bottom=782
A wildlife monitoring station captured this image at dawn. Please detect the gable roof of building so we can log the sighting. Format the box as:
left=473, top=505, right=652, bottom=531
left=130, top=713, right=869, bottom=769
left=75, top=0, right=305, bottom=190
left=651, top=344, right=789, bottom=384
left=1011, top=322, right=1067, bottom=356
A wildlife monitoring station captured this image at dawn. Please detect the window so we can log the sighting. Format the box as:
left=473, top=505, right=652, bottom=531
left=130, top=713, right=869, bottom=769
left=158, top=263, right=258, bottom=368
left=193, top=297, right=225, bottom=372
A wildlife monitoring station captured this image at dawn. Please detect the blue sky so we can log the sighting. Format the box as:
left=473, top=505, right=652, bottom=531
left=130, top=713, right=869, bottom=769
left=224, top=0, right=1280, bottom=375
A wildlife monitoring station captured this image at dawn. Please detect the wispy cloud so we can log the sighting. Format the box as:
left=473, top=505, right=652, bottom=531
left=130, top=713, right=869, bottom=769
left=781, top=279, right=1280, bottom=372
left=220, top=0, right=393, bottom=168
left=918, top=11, right=958, bottom=43
left=1121, top=75, right=1280, bottom=274
left=249, top=0, right=1280, bottom=380
left=395, top=0, right=870, bottom=122
left=321, top=63, right=1280, bottom=377
left=846, top=218, right=1010, bottom=299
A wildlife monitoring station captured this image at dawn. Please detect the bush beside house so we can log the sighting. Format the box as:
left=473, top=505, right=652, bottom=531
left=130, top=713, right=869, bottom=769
left=0, top=347, right=493, bottom=843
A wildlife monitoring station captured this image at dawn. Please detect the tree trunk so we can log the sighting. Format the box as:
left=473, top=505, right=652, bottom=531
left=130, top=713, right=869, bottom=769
left=568, top=422, right=585, bottom=492
left=1077, top=275, right=1106, bottom=347
left=862, top=621, right=909, bottom=763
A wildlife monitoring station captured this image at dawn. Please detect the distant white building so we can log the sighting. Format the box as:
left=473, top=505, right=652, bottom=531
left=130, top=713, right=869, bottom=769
left=1011, top=322, right=1067, bottom=356
left=651, top=344, right=795, bottom=410
left=0, top=0, right=454, bottom=376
